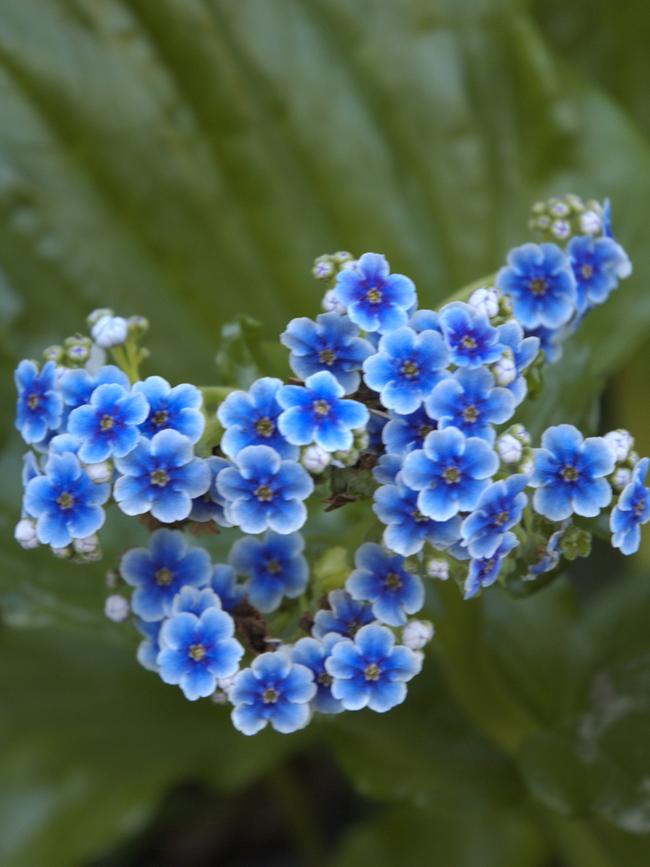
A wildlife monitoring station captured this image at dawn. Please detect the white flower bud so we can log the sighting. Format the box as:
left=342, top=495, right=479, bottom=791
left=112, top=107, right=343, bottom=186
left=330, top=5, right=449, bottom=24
left=14, top=518, right=39, bottom=550
left=217, top=674, right=238, bottom=695
left=468, top=286, right=499, bottom=319
left=612, top=467, right=632, bottom=491
left=492, top=349, right=517, bottom=386
left=551, top=219, right=571, bottom=240
left=496, top=433, right=523, bottom=465
left=85, top=461, right=112, bottom=484
left=312, top=260, right=334, bottom=280
left=91, top=314, right=129, bottom=349
left=73, top=534, right=100, bottom=556
left=510, top=423, right=531, bottom=446
left=51, top=545, right=72, bottom=559
left=580, top=210, right=602, bottom=235
left=85, top=343, right=107, bottom=374
left=520, top=456, right=535, bottom=476
left=426, top=558, right=449, bottom=581
left=104, top=594, right=130, bottom=623
left=604, top=429, right=634, bottom=463
left=302, top=445, right=331, bottom=474
left=402, top=619, right=435, bottom=650
left=87, top=308, right=113, bottom=328
left=321, top=289, right=346, bottom=314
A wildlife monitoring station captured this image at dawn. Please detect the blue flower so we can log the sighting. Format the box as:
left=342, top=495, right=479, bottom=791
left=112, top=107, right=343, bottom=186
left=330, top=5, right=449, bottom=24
left=531, top=424, right=615, bottom=521
left=292, top=634, right=345, bottom=714
left=60, top=364, right=129, bottom=410
left=68, top=383, right=149, bottom=463
left=230, top=652, right=316, bottom=735
left=277, top=371, right=368, bottom=452
left=281, top=312, right=374, bottom=394
left=363, top=326, right=449, bottom=414
left=189, top=456, right=233, bottom=525
left=132, top=376, right=205, bottom=443
left=568, top=235, right=632, bottom=314
left=401, top=426, right=499, bottom=521
left=525, top=325, right=564, bottom=364
left=171, top=586, right=221, bottom=617
left=158, top=607, right=244, bottom=701
left=409, top=308, right=442, bottom=334
left=611, top=458, right=650, bottom=555
left=211, top=563, right=245, bottom=612
left=346, top=543, right=424, bottom=627
left=216, top=445, right=313, bottom=534
left=136, top=618, right=162, bottom=671
left=464, top=532, right=519, bottom=599
left=229, top=532, right=308, bottom=613
left=333, top=252, right=416, bottom=333
left=461, top=474, right=529, bottom=558
left=439, top=302, right=504, bottom=368
left=425, top=367, right=515, bottom=443
left=497, top=321, right=540, bottom=404
left=325, top=623, right=422, bottom=712
left=382, top=407, right=436, bottom=457
left=496, top=243, right=577, bottom=329
left=23, top=451, right=110, bottom=548
left=373, top=481, right=462, bottom=556
left=217, top=377, right=297, bottom=460
left=15, top=360, right=63, bottom=444
left=312, top=589, right=375, bottom=639
left=120, top=529, right=212, bottom=621
left=114, top=430, right=211, bottom=523
left=373, top=453, right=403, bottom=485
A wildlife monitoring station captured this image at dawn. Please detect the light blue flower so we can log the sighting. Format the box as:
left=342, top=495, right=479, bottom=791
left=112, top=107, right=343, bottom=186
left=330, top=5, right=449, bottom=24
left=425, top=367, right=515, bottom=442
left=373, top=453, right=403, bottom=485
left=281, top=312, right=374, bottom=394
left=229, top=532, right=308, bottom=613
left=15, top=360, right=63, bottom=444
left=568, top=235, right=632, bottom=314
left=114, top=429, right=211, bottom=523
left=439, top=302, right=504, bottom=368
left=158, top=607, right=243, bottom=701
left=277, top=371, right=368, bottom=452
left=136, top=618, right=162, bottom=671
left=216, top=445, right=313, bottom=534
left=382, top=407, right=436, bottom=457
left=292, top=634, right=345, bottom=714
left=461, top=474, right=528, bottom=558
left=312, top=589, right=375, bottom=639
left=464, top=532, right=519, bottom=600
left=60, top=365, right=129, bottom=409
left=346, top=543, right=424, bottom=627
left=531, top=424, right=614, bottom=521
left=496, top=243, right=577, bottom=329
left=23, top=451, right=110, bottom=548
left=363, top=326, right=449, bottom=414
left=373, top=481, right=462, bottom=557
left=409, top=308, right=442, bottom=334
left=68, top=383, right=149, bottom=463
left=230, top=651, right=316, bottom=735
left=333, top=252, right=416, bottom=333
left=524, top=325, right=564, bottom=364
left=611, top=458, right=650, bottom=555
left=325, top=623, right=422, bottom=712
left=171, top=586, right=222, bottom=617
left=217, top=377, right=298, bottom=460
left=401, top=426, right=499, bottom=521
left=120, top=528, right=212, bottom=621
left=211, top=563, right=245, bottom=612
left=189, top=456, right=233, bottom=525
left=133, top=376, right=204, bottom=443
left=497, top=321, right=540, bottom=404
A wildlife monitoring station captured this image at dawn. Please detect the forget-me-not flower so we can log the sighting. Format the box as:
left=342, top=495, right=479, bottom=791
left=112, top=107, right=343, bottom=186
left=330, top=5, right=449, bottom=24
left=497, top=321, right=540, bottom=404
left=426, top=367, right=515, bottom=442
left=611, top=458, right=650, bottom=555
left=568, top=235, right=632, bottom=314
left=373, top=481, right=462, bottom=557
left=464, top=532, right=519, bottom=599
left=312, top=589, right=375, bottom=640
left=461, top=474, right=528, bottom=558
left=189, top=456, right=233, bottom=525
left=211, top=563, right=245, bottom=612
left=60, top=365, right=129, bottom=410
left=15, top=360, right=63, bottom=444
left=133, top=376, right=205, bottom=443
left=382, top=407, right=436, bottom=457
left=439, top=302, right=504, bottom=368
left=292, top=634, right=345, bottom=714
left=217, top=377, right=298, bottom=460
left=229, top=532, right=308, bottom=613
left=68, top=383, right=149, bottom=463
left=346, top=543, right=425, bottom=627
left=333, top=252, right=416, bottom=333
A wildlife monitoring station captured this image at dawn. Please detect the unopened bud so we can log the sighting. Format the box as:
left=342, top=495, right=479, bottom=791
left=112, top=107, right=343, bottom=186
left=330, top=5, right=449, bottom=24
left=14, top=518, right=39, bottom=550
left=322, top=289, right=346, bottom=314
left=104, top=594, right=130, bottom=623
left=492, top=349, right=516, bottom=386
left=73, top=534, right=100, bottom=556
left=312, top=259, right=334, bottom=280
left=302, top=445, right=331, bottom=474
left=612, top=467, right=632, bottom=491
left=402, top=619, right=434, bottom=650
left=426, top=558, right=449, bottom=581
left=496, top=433, right=523, bottom=465
left=468, top=286, right=499, bottom=319
left=604, top=429, right=634, bottom=464
left=91, top=315, right=128, bottom=349
left=86, top=461, right=112, bottom=484
left=51, top=545, right=72, bottom=559
left=580, top=210, right=602, bottom=235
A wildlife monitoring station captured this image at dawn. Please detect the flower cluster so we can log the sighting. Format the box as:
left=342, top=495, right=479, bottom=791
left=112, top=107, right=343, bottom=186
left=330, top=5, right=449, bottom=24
left=13, top=194, right=648, bottom=736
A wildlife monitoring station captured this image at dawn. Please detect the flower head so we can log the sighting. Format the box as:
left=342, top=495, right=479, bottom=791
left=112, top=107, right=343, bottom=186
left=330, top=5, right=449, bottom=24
left=158, top=607, right=243, bottom=700
left=189, top=456, right=233, bottom=525
left=229, top=532, right=308, bottom=613
left=382, top=407, right=436, bottom=457
left=464, top=532, right=519, bottom=599
left=531, top=424, right=614, bottom=521
left=133, top=376, right=204, bottom=443
left=312, top=589, right=375, bottom=639
left=277, top=371, right=368, bottom=452
left=120, top=528, right=212, bottom=621
left=346, top=543, right=425, bottom=626
left=60, top=365, right=129, bottom=410
left=230, top=652, right=316, bottom=735
left=217, top=377, right=297, bottom=460
left=23, top=451, right=110, bottom=548
left=373, top=482, right=462, bottom=557
left=325, top=623, right=422, bottom=712
left=292, top=634, right=345, bottom=714
left=281, top=313, right=374, bottom=394
left=15, top=360, right=63, bottom=444
left=496, top=243, right=577, bottom=329
left=426, top=367, right=515, bottom=442
left=114, top=430, right=211, bottom=522
left=171, top=586, right=221, bottom=617
left=401, top=427, right=499, bottom=521
left=68, top=383, right=149, bottom=463
left=210, top=563, right=245, bottom=612
left=461, top=474, right=528, bottom=558
left=216, top=445, right=313, bottom=534
left=363, top=326, right=449, bottom=414
left=611, top=458, right=650, bottom=555
left=568, top=235, right=632, bottom=314
left=439, top=302, right=504, bottom=368
left=333, top=252, right=416, bottom=333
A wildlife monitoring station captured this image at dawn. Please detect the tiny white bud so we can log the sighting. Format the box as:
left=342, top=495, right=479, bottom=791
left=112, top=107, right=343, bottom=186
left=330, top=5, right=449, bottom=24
left=104, top=594, right=130, bottom=623
left=510, top=423, right=531, bottom=446
left=105, top=570, right=119, bottom=589
left=550, top=201, right=570, bottom=217
left=468, top=286, right=499, bottom=319
left=217, top=674, right=238, bottom=696
left=332, top=447, right=360, bottom=468
left=85, top=461, right=112, bottom=484
left=312, top=260, right=334, bottom=280
left=14, top=518, right=39, bottom=550
left=91, top=314, right=129, bottom=349
left=340, top=259, right=357, bottom=271
left=604, top=429, right=634, bottom=463
left=51, top=545, right=72, bottom=559
left=496, top=433, right=523, bottom=465
left=302, top=445, right=332, bottom=474
left=520, top=456, right=535, bottom=475
left=426, top=558, right=449, bottom=581
left=492, top=349, right=517, bottom=386
left=321, top=289, right=346, bottom=314
left=551, top=219, right=571, bottom=240
left=73, top=534, right=100, bottom=556
left=579, top=210, right=602, bottom=235
left=612, top=467, right=632, bottom=491
left=402, top=619, right=435, bottom=650
left=87, top=307, right=113, bottom=328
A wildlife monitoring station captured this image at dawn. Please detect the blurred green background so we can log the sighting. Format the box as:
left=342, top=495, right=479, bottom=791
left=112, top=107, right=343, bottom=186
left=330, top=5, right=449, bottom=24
left=2, top=1, right=650, bottom=865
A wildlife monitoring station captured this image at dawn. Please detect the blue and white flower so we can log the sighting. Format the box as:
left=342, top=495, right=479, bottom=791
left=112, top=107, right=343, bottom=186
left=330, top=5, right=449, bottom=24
left=381, top=407, right=436, bottom=457
left=312, top=589, right=375, bottom=639
left=189, top=456, right=233, bottom=525
left=60, top=365, right=129, bottom=410
left=333, top=252, right=416, bottom=333
left=133, top=376, right=204, bottom=443
left=217, top=377, right=298, bottom=460
left=292, top=634, right=345, bottom=714
left=229, top=532, right=308, bottom=613
left=496, top=321, right=540, bottom=404
left=373, top=482, right=462, bottom=557
left=425, top=367, right=515, bottom=442
left=461, top=474, right=528, bottom=558
left=568, top=235, right=632, bottom=314
left=68, top=383, right=149, bottom=463
left=611, top=458, right=650, bottom=555
left=15, top=360, right=63, bottom=444
left=211, top=563, right=245, bottom=612
left=439, top=302, right=504, bottom=368
left=464, top=532, right=519, bottom=599
left=346, top=543, right=425, bottom=627
left=170, top=586, right=221, bottom=617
